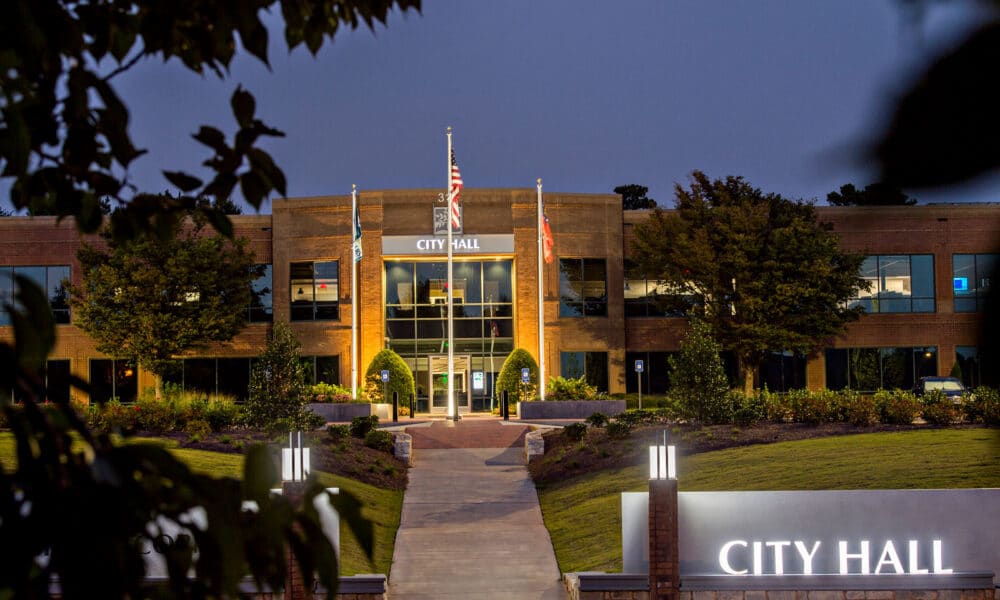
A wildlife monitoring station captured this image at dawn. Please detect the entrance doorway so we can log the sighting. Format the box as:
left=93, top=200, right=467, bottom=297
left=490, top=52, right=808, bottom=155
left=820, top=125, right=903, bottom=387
left=428, top=354, right=471, bottom=414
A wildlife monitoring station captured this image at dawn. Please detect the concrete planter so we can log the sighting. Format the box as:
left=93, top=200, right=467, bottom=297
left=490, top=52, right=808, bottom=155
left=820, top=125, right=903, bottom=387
left=307, top=402, right=372, bottom=422
left=517, top=399, right=626, bottom=420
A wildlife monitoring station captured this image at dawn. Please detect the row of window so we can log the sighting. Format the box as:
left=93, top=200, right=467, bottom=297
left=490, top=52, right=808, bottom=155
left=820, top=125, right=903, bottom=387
left=4, top=254, right=999, bottom=327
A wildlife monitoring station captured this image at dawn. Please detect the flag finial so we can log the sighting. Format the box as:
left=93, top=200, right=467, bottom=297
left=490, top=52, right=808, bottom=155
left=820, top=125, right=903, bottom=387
left=447, top=125, right=452, bottom=134
left=537, top=178, right=542, bottom=186
left=352, top=183, right=357, bottom=193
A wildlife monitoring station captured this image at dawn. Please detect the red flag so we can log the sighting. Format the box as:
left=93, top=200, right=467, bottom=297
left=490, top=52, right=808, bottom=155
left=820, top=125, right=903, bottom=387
left=449, top=150, right=464, bottom=230
left=490, top=320, right=499, bottom=338
left=541, top=213, right=554, bottom=264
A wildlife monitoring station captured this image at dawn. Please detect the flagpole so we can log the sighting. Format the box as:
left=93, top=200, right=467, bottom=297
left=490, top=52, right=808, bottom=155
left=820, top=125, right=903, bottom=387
left=537, top=178, right=546, bottom=401
left=446, top=127, right=456, bottom=420
left=351, top=184, right=359, bottom=401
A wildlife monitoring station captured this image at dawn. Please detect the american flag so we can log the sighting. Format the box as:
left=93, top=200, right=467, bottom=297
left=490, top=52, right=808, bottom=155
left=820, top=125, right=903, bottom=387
left=448, top=150, right=464, bottom=230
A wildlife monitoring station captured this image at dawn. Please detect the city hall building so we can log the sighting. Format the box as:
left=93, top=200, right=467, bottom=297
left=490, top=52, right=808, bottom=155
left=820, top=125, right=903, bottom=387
left=3, top=190, right=1000, bottom=412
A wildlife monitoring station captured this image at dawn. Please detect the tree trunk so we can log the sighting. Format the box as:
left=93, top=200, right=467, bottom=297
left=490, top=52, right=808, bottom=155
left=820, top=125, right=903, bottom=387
left=737, top=355, right=754, bottom=396
left=154, top=374, right=163, bottom=402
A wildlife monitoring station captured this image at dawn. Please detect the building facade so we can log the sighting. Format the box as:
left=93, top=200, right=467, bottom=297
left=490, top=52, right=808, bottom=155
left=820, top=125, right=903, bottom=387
left=3, top=191, right=1000, bottom=410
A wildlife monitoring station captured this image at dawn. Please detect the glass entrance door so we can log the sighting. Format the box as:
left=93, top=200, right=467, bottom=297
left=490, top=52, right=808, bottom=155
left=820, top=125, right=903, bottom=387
left=428, top=354, right=471, bottom=414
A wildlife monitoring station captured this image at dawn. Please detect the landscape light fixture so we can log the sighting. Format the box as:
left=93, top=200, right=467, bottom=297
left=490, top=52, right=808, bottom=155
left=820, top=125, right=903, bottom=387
left=649, top=430, right=676, bottom=480
left=282, top=431, right=310, bottom=482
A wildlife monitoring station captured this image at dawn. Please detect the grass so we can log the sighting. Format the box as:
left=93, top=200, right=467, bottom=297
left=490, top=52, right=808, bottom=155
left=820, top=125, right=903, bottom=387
left=536, top=428, right=1000, bottom=574
left=0, top=433, right=402, bottom=575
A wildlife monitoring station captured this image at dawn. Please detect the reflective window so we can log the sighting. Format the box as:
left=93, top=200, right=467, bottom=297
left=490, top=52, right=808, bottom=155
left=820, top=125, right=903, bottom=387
left=250, top=264, right=273, bottom=322
left=10, top=359, right=71, bottom=403
left=824, top=347, right=937, bottom=391
left=953, top=254, right=996, bottom=312
left=624, top=261, right=699, bottom=317
left=162, top=358, right=252, bottom=401
left=758, top=351, right=807, bottom=392
left=290, top=261, right=339, bottom=321
left=850, top=255, right=935, bottom=313
left=559, top=258, right=607, bottom=317
left=625, top=351, right=674, bottom=394
left=89, top=359, right=138, bottom=403
left=302, top=355, right=340, bottom=385
left=560, top=351, right=609, bottom=392
left=0, top=265, right=71, bottom=325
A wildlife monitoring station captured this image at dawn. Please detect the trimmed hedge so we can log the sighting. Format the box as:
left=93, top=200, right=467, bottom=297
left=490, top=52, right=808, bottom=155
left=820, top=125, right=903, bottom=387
left=364, top=349, right=415, bottom=403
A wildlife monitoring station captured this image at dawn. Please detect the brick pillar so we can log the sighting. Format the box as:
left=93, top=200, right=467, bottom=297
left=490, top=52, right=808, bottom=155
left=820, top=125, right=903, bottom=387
left=282, top=481, right=313, bottom=600
left=648, top=478, right=680, bottom=600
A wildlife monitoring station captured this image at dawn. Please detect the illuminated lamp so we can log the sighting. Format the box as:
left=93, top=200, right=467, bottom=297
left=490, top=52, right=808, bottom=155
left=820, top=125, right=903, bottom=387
left=649, top=431, right=676, bottom=480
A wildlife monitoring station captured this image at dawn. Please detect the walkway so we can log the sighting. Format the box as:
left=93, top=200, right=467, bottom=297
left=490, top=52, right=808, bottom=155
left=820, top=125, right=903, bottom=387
left=387, top=419, right=564, bottom=599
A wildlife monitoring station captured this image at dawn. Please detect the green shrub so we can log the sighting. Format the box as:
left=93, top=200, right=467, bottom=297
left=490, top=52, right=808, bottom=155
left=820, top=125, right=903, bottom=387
left=546, top=376, right=598, bottom=401
left=326, top=424, right=350, bottom=440
left=731, top=390, right=766, bottom=426
left=921, top=390, right=957, bottom=425
left=606, top=420, right=633, bottom=440
left=134, top=398, right=176, bottom=433
left=364, top=429, right=395, bottom=453
left=753, top=388, right=789, bottom=422
left=95, top=399, right=138, bottom=433
left=563, top=423, right=588, bottom=441
left=363, top=349, right=415, bottom=403
left=585, top=412, right=609, bottom=428
left=876, top=389, right=920, bottom=425
left=668, top=320, right=732, bottom=424
left=963, top=387, right=1000, bottom=425
left=184, top=418, right=211, bottom=442
left=790, top=389, right=837, bottom=425
left=204, top=399, right=240, bottom=431
left=497, top=348, right=539, bottom=403
left=350, top=415, right=379, bottom=438
left=839, top=390, right=879, bottom=426
left=244, top=322, right=312, bottom=429
left=308, top=382, right=355, bottom=403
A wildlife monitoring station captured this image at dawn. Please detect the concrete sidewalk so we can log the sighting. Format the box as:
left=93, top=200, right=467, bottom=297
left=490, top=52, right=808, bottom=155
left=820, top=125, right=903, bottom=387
left=387, top=446, right=564, bottom=599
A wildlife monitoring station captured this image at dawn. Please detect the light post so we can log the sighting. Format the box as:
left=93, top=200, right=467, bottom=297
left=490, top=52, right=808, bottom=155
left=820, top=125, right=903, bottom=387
left=648, top=431, right=678, bottom=600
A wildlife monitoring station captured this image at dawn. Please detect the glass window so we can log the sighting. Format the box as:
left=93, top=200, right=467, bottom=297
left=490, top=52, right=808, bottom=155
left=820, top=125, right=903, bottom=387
left=559, top=258, right=607, bottom=317
left=758, top=351, right=807, bottom=393
left=302, top=356, right=340, bottom=385
left=560, top=351, right=609, bottom=392
left=851, top=255, right=934, bottom=313
left=290, top=261, right=339, bottom=321
left=46, top=359, right=71, bottom=404
left=823, top=347, right=936, bottom=391
left=625, top=351, right=674, bottom=394
left=953, top=254, right=997, bottom=312
left=88, top=359, right=137, bottom=403
left=250, top=264, right=272, bottom=322
left=624, top=261, right=699, bottom=318
left=0, top=265, right=71, bottom=325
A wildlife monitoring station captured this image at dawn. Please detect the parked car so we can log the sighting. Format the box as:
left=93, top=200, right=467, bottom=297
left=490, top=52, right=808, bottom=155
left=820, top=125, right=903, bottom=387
left=912, top=376, right=968, bottom=403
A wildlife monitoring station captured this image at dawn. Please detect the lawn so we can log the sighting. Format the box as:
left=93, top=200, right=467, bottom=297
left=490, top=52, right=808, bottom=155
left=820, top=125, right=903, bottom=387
left=536, top=428, right=1000, bottom=574
left=0, top=433, right=402, bottom=576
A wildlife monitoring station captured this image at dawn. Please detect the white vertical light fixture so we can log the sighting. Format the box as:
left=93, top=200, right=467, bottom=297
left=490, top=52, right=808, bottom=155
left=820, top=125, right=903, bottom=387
left=649, top=431, right=676, bottom=480
left=282, top=431, right=311, bottom=482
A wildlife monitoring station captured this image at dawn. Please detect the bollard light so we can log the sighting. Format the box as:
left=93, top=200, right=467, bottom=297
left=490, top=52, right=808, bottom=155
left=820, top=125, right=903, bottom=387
left=282, top=431, right=311, bottom=482
left=648, top=431, right=676, bottom=480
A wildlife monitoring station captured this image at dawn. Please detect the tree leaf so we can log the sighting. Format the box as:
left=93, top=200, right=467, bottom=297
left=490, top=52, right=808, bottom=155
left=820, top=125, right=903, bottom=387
left=163, top=170, right=204, bottom=192
left=231, top=87, right=256, bottom=129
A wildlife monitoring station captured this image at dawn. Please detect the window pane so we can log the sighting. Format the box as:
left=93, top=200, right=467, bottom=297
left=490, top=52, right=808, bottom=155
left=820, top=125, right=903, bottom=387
left=848, top=348, right=881, bottom=391
left=184, top=359, right=217, bottom=395
left=824, top=349, right=849, bottom=391
left=561, top=352, right=585, bottom=379
left=385, top=262, right=415, bottom=305
left=46, top=360, right=71, bottom=404
left=977, top=254, right=997, bottom=296
left=314, top=261, right=339, bottom=302
left=47, top=266, right=70, bottom=324
left=953, top=255, right=975, bottom=297
left=0, top=267, right=11, bottom=326
left=909, top=255, right=934, bottom=300
left=879, top=255, right=911, bottom=301
left=585, top=352, right=609, bottom=392
left=387, top=320, right=416, bottom=340
left=216, top=358, right=250, bottom=401
left=454, top=261, right=481, bottom=304
left=483, top=260, right=512, bottom=303
left=89, top=360, right=115, bottom=404
left=315, top=356, right=339, bottom=385
left=250, top=264, right=273, bottom=322
left=880, top=347, right=911, bottom=390
left=290, top=262, right=314, bottom=321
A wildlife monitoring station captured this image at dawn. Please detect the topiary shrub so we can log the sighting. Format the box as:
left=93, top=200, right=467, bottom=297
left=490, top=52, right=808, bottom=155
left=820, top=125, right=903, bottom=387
left=921, top=390, right=957, bottom=425
left=364, top=429, right=395, bottom=453
left=546, top=376, right=598, bottom=401
left=364, top=349, right=415, bottom=404
left=562, top=422, right=588, bottom=441
left=585, top=412, right=609, bottom=428
left=497, top=348, right=539, bottom=403
left=876, top=389, right=920, bottom=424
left=350, top=415, right=379, bottom=438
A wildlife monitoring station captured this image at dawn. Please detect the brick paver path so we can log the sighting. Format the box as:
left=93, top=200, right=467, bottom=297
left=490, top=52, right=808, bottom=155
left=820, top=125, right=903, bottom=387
left=405, top=419, right=529, bottom=449
left=388, top=418, right=563, bottom=599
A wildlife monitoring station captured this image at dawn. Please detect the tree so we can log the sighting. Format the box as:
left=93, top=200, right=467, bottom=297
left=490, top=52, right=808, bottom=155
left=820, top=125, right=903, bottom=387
left=614, top=184, right=657, bottom=210
left=668, top=320, right=731, bottom=423
left=2, top=4, right=419, bottom=595
left=826, top=183, right=917, bottom=206
left=631, top=171, right=869, bottom=392
left=245, top=321, right=318, bottom=430
left=70, top=210, right=259, bottom=400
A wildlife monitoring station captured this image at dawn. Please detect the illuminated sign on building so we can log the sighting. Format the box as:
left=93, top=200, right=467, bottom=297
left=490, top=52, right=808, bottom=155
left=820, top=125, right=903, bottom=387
left=382, top=234, right=515, bottom=256
left=621, top=489, right=1000, bottom=578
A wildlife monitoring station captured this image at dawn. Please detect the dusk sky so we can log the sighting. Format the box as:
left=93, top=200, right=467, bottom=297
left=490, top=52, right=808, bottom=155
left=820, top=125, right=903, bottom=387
left=6, top=1, right=1000, bottom=214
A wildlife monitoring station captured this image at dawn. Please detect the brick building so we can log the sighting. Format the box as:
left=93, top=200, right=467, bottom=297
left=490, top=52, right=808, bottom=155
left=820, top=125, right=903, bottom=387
left=3, top=191, right=999, bottom=411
